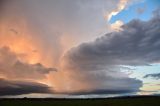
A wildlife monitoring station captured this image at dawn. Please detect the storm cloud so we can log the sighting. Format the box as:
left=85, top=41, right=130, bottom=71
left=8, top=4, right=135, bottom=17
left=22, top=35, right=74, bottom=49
left=0, top=0, right=137, bottom=96
left=0, top=0, right=159, bottom=96
left=0, top=78, right=52, bottom=96
left=0, top=46, right=57, bottom=80
left=63, top=10, right=160, bottom=94
left=65, top=11, right=160, bottom=69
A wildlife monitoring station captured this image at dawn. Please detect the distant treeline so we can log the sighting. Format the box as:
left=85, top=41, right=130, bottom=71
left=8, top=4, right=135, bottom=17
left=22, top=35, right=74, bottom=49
left=0, top=95, right=160, bottom=101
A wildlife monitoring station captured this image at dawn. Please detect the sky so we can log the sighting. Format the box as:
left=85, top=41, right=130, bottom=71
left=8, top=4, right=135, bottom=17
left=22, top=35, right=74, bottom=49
left=0, top=0, right=160, bottom=98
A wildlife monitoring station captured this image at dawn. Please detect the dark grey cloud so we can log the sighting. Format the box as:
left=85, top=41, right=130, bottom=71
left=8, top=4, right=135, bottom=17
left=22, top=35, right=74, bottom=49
left=63, top=10, right=160, bottom=94
left=144, top=73, right=160, bottom=80
left=70, top=71, right=142, bottom=94
left=65, top=13, right=160, bottom=69
left=0, top=78, right=52, bottom=96
left=66, top=75, right=142, bottom=95
left=0, top=46, right=57, bottom=80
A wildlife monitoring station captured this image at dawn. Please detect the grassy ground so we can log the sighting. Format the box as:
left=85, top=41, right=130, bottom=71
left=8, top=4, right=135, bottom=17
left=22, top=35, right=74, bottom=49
left=0, top=96, right=160, bottom=106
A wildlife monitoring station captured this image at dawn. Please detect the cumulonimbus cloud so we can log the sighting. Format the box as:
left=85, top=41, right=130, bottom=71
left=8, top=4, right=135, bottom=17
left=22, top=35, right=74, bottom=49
left=62, top=9, right=160, bottom=94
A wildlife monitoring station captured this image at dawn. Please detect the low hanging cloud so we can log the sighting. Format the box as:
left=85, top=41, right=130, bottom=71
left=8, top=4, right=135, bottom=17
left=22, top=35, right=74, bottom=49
left=0, top=46, right=57, bottom=80
left=144, top=73, right=160, bottom=80
left=0, top=78, right=52, bottom=96
left=63, top=10, right=160, bottom=94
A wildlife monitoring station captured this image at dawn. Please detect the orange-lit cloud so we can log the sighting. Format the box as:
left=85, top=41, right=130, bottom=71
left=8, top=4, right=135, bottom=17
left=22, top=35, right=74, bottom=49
left=0, top=19, right=41, bottom=63
left=0, top=46, right=57, bottom=80
left=110, top=20, right=124, bottom=31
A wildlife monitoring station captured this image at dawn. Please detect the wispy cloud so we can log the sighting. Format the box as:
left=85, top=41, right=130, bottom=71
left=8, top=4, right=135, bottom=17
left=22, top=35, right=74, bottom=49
left=144, top=73, right=160, bottom=80
left=106, top=0, right=128, bottom=21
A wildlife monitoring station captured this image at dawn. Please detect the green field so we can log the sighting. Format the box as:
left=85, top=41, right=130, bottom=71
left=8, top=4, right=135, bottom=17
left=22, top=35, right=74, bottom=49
left=0, top=96, right=160, bottom=106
